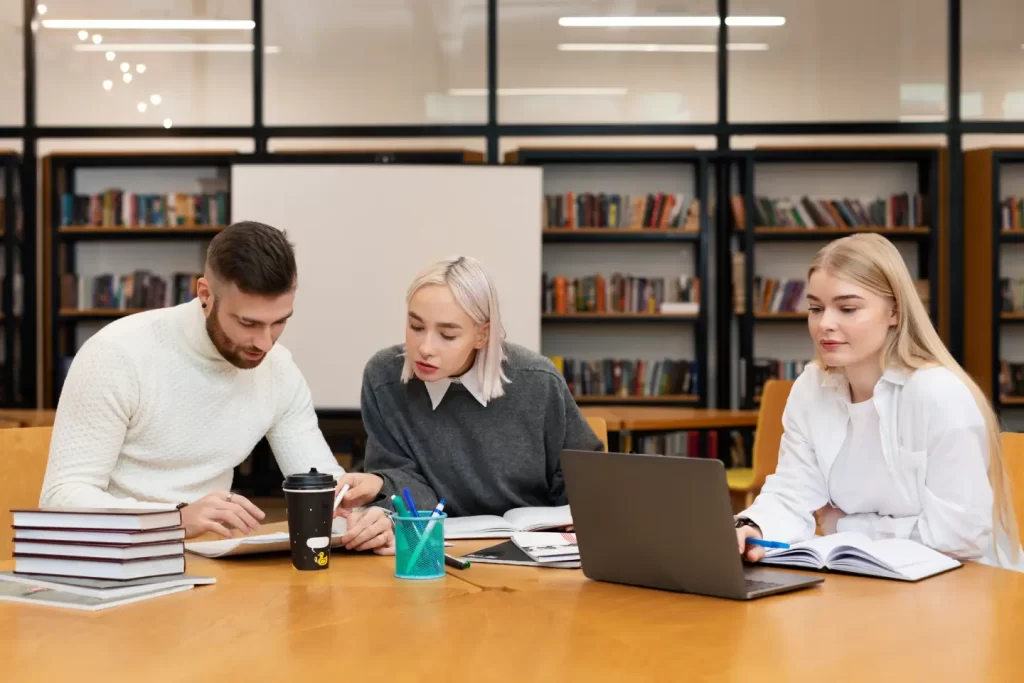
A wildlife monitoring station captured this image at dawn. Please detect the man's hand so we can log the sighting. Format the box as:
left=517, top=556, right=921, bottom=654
left=333, top=473, right=385, bottom=512
left=180, top=491, right=265, bottom=539
left=815, top=504, right=847, bottom=535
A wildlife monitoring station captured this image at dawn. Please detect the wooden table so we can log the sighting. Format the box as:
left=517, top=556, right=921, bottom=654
left=4, top=525, right=1024, bottom=681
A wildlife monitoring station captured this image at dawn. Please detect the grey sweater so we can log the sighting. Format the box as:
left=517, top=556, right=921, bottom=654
left=360, top=343, right=604, bottom=517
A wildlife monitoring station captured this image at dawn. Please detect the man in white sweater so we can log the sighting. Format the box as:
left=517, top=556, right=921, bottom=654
left=39, top=221, right=393, bottom=554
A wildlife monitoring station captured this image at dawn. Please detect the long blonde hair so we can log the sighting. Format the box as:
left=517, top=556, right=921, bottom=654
left=400, top=255, right=509, bottom=401
left=810, top=233, right=1018, bottom=561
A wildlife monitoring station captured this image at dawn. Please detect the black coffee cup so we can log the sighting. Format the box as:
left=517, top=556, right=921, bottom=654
left=282, top=468, right=337, bottom=571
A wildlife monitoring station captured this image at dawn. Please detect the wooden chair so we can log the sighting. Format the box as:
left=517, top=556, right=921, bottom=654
left=585, top=417, right=609, bottom=452
left=1000, top=432, right=1024, bottom=547
left=728, top=379, right=794, bottom=513
left=0, top=427, right=53, bottom=560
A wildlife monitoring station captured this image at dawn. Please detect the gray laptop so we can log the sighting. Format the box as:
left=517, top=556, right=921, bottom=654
left=561, top=450, right=824, bottom=600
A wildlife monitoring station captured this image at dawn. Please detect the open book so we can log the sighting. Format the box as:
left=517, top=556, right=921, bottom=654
left=444, top=505, right=572, bottom=540
left=185, top=518, right=349, bottom=559
left=758, top=532, right=962, bottom=582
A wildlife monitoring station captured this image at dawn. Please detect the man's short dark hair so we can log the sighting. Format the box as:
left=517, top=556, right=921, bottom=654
left=205, top=221, right=297, bottom=296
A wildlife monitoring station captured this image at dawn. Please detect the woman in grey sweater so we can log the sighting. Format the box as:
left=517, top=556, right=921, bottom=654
left=337, top=255, right=604, bottom=519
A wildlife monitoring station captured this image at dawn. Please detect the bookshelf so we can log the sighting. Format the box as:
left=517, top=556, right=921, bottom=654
left=0, top=151, right=32, bottom=408
left=964, top=148, right=1024, bottom=416
left=43, top=152, right=237, bottom=408
left=507, top=147, right=711, bottom=409
left=730, top=148, right=941, bottom=409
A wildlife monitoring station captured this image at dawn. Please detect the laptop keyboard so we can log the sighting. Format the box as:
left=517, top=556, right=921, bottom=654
left=745, top=579, right=785, bottom=593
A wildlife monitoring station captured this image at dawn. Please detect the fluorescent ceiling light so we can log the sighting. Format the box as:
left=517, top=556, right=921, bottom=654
left=42, top=19, right=254, bottom=30
left=448, top=87, right=628, bottom=97
left=558, top=42, right=769, bottom=53
left=73, top=43, right=279, bottom=53
left=558, top=16, right=785, bottom=27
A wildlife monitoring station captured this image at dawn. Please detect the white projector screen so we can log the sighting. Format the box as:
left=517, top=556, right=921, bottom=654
left=230, top=163, right=543, bottom=411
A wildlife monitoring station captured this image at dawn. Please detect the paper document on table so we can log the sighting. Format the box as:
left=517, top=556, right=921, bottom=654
left=184, top=519, right=348, bottom=558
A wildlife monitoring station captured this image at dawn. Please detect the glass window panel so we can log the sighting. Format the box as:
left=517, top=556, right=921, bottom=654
left=36, top=0, right=252, bottom=126
left=962, top=0, right=1024, bottom=120
left=1, top=1, right=23, bottom=125
left=729, top=0, right=947, bottom=122
left=498, top=0, right=718, bottom=123
left=264, top=1, right=487, bottom=125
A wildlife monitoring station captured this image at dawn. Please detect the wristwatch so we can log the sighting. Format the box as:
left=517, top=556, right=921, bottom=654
left=734, top=517, right=760, bottom=531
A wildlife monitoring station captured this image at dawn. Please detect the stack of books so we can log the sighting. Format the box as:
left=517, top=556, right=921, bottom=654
left=1, top=507, right=214, bottom=611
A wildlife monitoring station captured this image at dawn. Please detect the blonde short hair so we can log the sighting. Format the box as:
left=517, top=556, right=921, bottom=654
left=401, top=256, right=509, bottom=401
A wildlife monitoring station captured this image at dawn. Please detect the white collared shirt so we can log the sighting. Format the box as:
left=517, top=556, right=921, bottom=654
left=423, top=356, right=488, bottom=410
left=741, top=362, right=1023, bottom=569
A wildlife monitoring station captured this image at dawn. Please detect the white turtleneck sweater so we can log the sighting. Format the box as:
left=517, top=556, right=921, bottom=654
left=39, top=298, right=344, bottom=509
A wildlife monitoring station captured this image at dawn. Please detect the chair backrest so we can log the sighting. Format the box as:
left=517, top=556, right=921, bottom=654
left=752, top=379, right=795, bottom=490
left=585, top=417, right=609, bottom=452
left=999, top=432, right=1024, bottom=547
left=0, top=427, right=53, bottom=560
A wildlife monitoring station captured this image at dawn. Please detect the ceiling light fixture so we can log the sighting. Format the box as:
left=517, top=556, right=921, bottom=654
left=163, top=118, right=172, bottom=128
left=448, top=87, right=629, bottom=97
left=150, top=94, right=162, bottom=105
left=557, top=42, right=769, bottom=52
left=72, top=43, right=280, bottom=53
left=120, top=62, right=129, bottom=72
left=91, top=34, right=102, bottom=44
left=42, top=19, right=255, bottom=30
left=122, top=73, right=132, bottom=83
left=136, top=64, right=146, bottom=73
left=37, top=4, right=47, bottom=15
left=77, top=30, right=88, bottom=40
left=558, top=15, right=785, bottom=27
left=137, top=102, right=147, bottom=113
left=102, top=79, right=112, bottom=91
left=105, top=51, right=115, bottom=61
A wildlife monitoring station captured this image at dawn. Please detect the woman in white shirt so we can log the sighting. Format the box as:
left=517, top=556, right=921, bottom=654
left=735, top=233, right=1020, bottom=569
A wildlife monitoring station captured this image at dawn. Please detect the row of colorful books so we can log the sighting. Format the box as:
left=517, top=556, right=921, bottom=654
left=60, top=190, right=228, bottom=228
left=543, top=273, right=699, bottom=315
left=60, top=271, right=200, bottom=311
left=549, top=356, right=698, bottom=398
left=544, top=192, right=700, bottom=231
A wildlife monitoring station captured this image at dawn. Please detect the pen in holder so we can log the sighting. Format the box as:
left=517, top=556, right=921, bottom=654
left=393, top=510, right=447, bottom=580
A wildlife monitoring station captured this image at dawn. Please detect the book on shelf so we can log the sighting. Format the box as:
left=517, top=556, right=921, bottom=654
left=742, top=193, right=927, bottom=229
left=999, top=361, right=1024, bottom=399
left=1001, top=197, right=1024, bottom=231
left=1000, top=278, right=1024, bottom=311
left=750, top=359, right=810, bottom=400
left=60, top=190, right=228, bottom=228
left=543, top=273, right=699, bottom=315
left=754, top=277, right=807, bottom=314
left=549, top=356, right=698, bottom=399
left=60, top=271, right=200, bottom=311
left=624, top=430, right=718, bottom=459
left=543, top=191, right=699, bottom=231
left=759, top=532, right=961, bottom=582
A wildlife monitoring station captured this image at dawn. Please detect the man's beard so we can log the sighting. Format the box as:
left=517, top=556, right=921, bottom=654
left=205, top=302, right=267, bottom=370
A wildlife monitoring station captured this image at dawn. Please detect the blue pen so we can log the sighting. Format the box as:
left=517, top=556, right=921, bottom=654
left=746, top=538, right=790, bottom=549
left=402, top=487, right=419, bottom=517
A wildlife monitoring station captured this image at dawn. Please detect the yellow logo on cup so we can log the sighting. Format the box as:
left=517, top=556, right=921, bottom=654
left=314, top=551, right=328, bottom=566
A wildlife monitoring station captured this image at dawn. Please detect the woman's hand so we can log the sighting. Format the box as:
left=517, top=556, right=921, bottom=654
left=815, top=504, right=847, bottom=535
left=736, top=523, right=765, bottom=562
left=336, top=506, right=395, bottom=555
left=333, top=473, right=385, bottom=513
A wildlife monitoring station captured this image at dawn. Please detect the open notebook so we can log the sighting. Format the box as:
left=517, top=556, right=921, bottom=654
left=444, top=505, right=572, bottom=540
left=758, top=532, right=962, bottom=582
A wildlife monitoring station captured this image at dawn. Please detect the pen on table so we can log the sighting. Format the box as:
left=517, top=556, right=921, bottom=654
left=332, top=484, right=351, bottom=513
left=745, top=538, right=790, bottom=549
left=444, top=553, right=470, bottom=570
left=423, top=499, right=446, bottom=534
left=406, top=499, right=446, bottom=571
left=402, top=487, right=419, bottom=517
